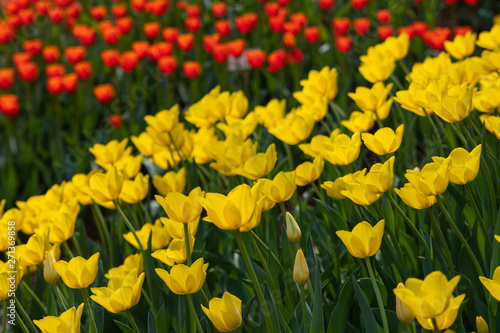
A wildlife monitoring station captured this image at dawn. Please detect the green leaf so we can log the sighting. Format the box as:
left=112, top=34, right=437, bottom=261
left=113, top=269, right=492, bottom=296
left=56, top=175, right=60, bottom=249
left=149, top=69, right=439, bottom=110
left=314, top=198, right=348, bottom=232
left=113, top=319, right=136, bottom=333
left=327, top=268, right=359, bottom=333
left=352, top=278, right=381, bottom=333
left=310, top=266, right=325, bottom=333
left=148, top=311, right=157, bottom=333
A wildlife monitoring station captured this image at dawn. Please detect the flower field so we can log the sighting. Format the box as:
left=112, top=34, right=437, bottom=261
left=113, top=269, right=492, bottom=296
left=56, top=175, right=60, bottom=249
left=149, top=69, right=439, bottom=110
left=1, top=0, right=500, bottom=332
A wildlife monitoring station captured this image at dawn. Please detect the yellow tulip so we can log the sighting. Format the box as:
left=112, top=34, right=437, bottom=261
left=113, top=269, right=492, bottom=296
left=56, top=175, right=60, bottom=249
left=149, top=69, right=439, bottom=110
left=445, top=32, right=477, bottom=59
left=89, top=166, right=124, bottom=203
left=89, top=139, right=131, bottom=170
left=91, top=269, right=145, bottom=313
left=473, top=79, right=500, bottom=113
left=232, top=143, right=277, bottom=180
left=298, top=97, right=329, bottom=122
left=105, top=253, right=144, bottom=280
left=53, top=253, right=100, bottom=289
left=44, top=252, right=59, bottom=285
left=114, top=154, right=143, bottom=179
left=476, top=316, right=489, bottom=333
left=341, top=180, right=382, bottom=206
left=286, top=212, right=301, bottom=243
left=268, top=110, right=315, bottom=145
left=481, top=115, right=500, bottom=140
left=393, top=271, right=460, bottom=319
left=209, top=137, right=256, bottom=176
left=293, top=249, right=309, bottom=285
left=199, top=184, right=263, bottom=231
left=123, top=220, right=171, bottom=251
left=254, top=99, right=286, bottom=129
left=362, top=125, right=404, bottom=155
left=34, top=304, right=84, bottom=333
left=383, top=33, right=410, bottom=61
left=336, top=220, right=385, bottom=258
left=348, top=82, right=393, bottom=119
left=432, top=145, right=481, bottom=185
left=293, top=67, right=338, bottom=104
left=479, top=266, right=500, bottom=301
left=295, top=156, right=324, bottom=186
left=119, top=173, right=149, bottom=204
left=144, top=104, right=179, bottom=133
left=364, top=156, right=395, bottom=194
left=0, top=260, right=23, bottom=301
left=341, top=111, right=375, bottom=133
left=37, top=204, right=80, bottom=244
left=131, top=132, right=161, bottom=157
left=476, top=24, right=500, bottom=50
left=429, top=83, right=474, bottom=123
left=202, top=292, right=242, bottom=332
left=322, top=132, right=362, bottom=166
left=257, top=171, right=296, bottom=203
left=15, top=232, right=51, bottom=267
left=396, top=283, right=415, bottom=324
left=155, top=187, right=204, bottom=224
left=405, top=160, right=451, bottom=196
left=155, top=258, right=208, bottom=295
left=321, top=177, right=347, bottom=200
left=160, top=217, right=199, bottom=239
left=416, top=294, right=465, bottom=330
left=359, top=59, right=395, bottom=83
left=217, top=112, right=258, bottom=140
left=152, top=236, right=194, bottom=266
left=394, top=183, right=437, bottom=209
left=298, top=134, right=331, bottom=158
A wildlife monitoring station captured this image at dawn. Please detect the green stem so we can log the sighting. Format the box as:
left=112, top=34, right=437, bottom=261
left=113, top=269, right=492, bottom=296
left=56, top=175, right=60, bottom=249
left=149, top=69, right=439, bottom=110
left=14, top=296, right=39, bottom=333
left=464, top=183, right=492, bottom=254
left=436, top=196, right=483, bottom=276
left=299, top=285, right=309, bottom=332
left=250, top=230, right=286, bottom=275
left=186, top=294, right=204, bottom=333
left=184, top=223, right=192, bottom=266
left=81, top=288, right=98, bottom=333
left=234, top=230, right=274, bottom=331
left=373, top=202, right=405, bottom=266
left=21, top=280, right=48, bottom=315
left=114, top=201, right=144, bottom=253
left=125, top=309, right=140, bottom=333
left=432, top=318, right=440, bottom=332
left=91, top=203, right=113, bottom=263
left=387, top=191, right=433, bottom=259
left=16, top=310, right=30, bottom=333
left=54, top=284, right=69, bottom=310
left=62, top=241, right=74, bottom=258
left=365, top=258, right=389, bottom=333
left=426, top=207, right=455, bottom=273
left=284, top=143, right=294, bottom=172
left=423, top=109, right=445, bottom=157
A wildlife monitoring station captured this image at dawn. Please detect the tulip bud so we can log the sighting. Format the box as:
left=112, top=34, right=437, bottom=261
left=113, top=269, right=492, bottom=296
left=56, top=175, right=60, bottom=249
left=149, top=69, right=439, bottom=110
left=293, top=249, right=309, bottom=285
left=286, top=212, right=301, bottom=243
left=396, top=282, right=415, bottom=324
left=44, top=252, right=60, bottom=284
left=476, top=316, right=489, bottom=333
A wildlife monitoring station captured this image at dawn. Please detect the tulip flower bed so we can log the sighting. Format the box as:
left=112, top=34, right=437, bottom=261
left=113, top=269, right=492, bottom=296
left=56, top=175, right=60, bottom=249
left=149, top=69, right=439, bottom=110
left=2, top=0, right=500, bottom=333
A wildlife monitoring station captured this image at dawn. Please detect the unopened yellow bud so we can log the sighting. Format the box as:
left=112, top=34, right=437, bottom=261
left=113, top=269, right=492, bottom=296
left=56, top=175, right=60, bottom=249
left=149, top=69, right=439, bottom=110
left=293, top=249, right=309, bottom=285
left=476, top=316, right=489, bottom=333
left=396, top=283, right=415, bottom=324
left=44, top=252, right=60, bottom=285
left=286, top=212, right=301, bottom=243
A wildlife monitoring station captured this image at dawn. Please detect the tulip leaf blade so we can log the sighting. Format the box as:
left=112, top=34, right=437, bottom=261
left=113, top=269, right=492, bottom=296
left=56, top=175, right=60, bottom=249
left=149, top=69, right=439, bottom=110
left=147, top=310, right=157, bottom=333
left=113, top=319, right=136, bottom=333
left=313, top=198, right=348, bottom=231
left=310, top=265, right=325, bottom=333
left=327, top=268, right=359, bottom=333
left=352, top=278, right=381, bottom=333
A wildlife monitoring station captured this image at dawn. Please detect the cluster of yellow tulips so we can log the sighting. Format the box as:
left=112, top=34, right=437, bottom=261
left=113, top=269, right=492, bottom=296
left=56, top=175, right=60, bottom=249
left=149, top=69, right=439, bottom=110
left=2, top=17, right=500, bottom=333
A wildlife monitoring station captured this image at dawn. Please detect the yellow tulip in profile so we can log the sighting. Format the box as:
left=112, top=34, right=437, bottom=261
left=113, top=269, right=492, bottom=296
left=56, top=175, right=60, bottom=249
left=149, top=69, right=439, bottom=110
left=155, top=187, right=205, bottom=223
left=364, top=157, right=395, bottom=194
left=476, top=24, right=500, bottom=50
left=293, top=66, right=338, bottom=104
left=91, top=269, right=145, bottom=313
left=232, top=143, right=277, bottom=180
left=89, top=139, right=131, bottom=170
left=341, top=111, right=375, bottom=133
left=257, top=171, right=296, bottom=203
left=144, top=104, right=180, bottom=133
left=393, top=271, right=460, bottom=319
left=202, top=292, right=243, bottom=332
left=152, top=168, right=187, bottom=196
left=405, top=160, right=451, bottom=196
left=44, top=252, right=60, bottom=285
left=479, top=266, right=500, bottom=301
left=119, top=173, right=149, bottom=204
left=476, top=316, right=489, bottom=333
left=359, top=59, right=395, bottom=83
left=336, top=220, right=385, bottom=258
left=106, top=253, right=144, bottom=280
left=34, top=304, right=84, bottom=333
left=1, top=260, right=23, bottom=301
left=123, top=220, right=171, bottom=251
left=155, top=258, right=208, bottom=295
left=293, top=249, right=309, bottom=285
left=394, top=183, right=437, bottom=209
left=362, top=125, right=404, bottom=155
left=15, top=232, right=51, bottom=267
left=445, top=31, right=477, bottom=59
left=89, top=166, right=124, bottom=202
left=416, top=294, right=465, bottom=330
left=286, top=212, right=302, bottom=243
left=268, top=110, right=315, bottom=145
left=152, top=236, right=195, bottom=266
left=348, top=82, right=394, bottom=120
left=295, top=156, right=324, bottom=186
left=432, top=145, right=481, bottom=185
left=321, top=177, right=348, bottom=200
left=53, top=253, right=100, bottom=289
left=322, top=131, right=362, bottom=166
left=395, top=283, right=415, bottom=324
left=429, top=83, right=474, bottom=123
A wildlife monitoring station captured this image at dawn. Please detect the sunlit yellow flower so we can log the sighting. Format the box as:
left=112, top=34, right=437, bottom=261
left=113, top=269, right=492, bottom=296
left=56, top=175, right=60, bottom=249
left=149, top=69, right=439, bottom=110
left=34, top=304, right=84, bottom=333
left=364, top=156, right=395, bottom=194
left=298, top=134, right=330, bottom=158
left=341, top=180, right=382, bottom=205
left=322, top=131, right=362, bottom=166
left=476, top=24, right=500, bottom=50
left=394, top=183, right=437, bottom=209
left=293, top=249, right=309, bottom=285
left=473, top=78, right=500, bottom=113
left=396, top=283, right=415, bottom=324
left=254, top=99, right=286, bottom=129
left=160, top=217, right=199, bottom=239
left=232, top=143, right=277, bottom=180
left=341, top=111, right=375, bottom=133
left=445, top=32, right=476, bottom=59
left=293, top=66, right=338, bottom=104
left=257, top=171, right=296, bottom=203
left=131, top=132, right=161, bottom=157
left=432, top=145, right=481, bottom=185
left=479, top=266, right=500, bottom=301
left=151, top=236, right=195, bottom=266
left=202, top=292, right=242, bottom=333
left=416, top=294, right=465, bottom=330
left=105, top=253, right=144, bottom=280
left=405, top=160, right=451, bottom=196
left=268, top=110, right=315, bottom=145
left=359, top=59, right=395, bottom=83
left=53, top=253, right=100, bottom=289
left=298, top=97, right=329, bottom=122
left=336, top=220, right=385, bottom=258
left=114, top=154, right=143, bottom=179
left=89, top=139, right=131, bottom=170
left=295, top=156, right=324, bottom=186
left=395, top=81, right=429, bottom=117
left=383, top=33, right=410, bottom=61
left=394, top=271, right=460, bottom=319
left=15, top=232, right=51, bottom=267
left=144, top=104, right=180, bottom=133
left=321, top=177, right=347, bottom=200
left=429, top=83, right=474, bottom=123
left=156, top=187, right=204, bottom=223
left=481, top=115, right=500, bottom=140
left=119, top=173, right=149, bottom=204
left=348, top=82, right=393, bottom=120
left=89, top=166, right=124, bottom=203
left=156, top=258, right=208, bottom=295
left=44, top=252, right=60, bottom=285
left=37, top=203, right=80, bottom=244
left=362, top=125, right=404, bottom=155
left=91, top=269, right=145, bottom=313
left=476, top=316, right=489, bottom=333
left=123, top=220, right=171, bottom=251
left=209, top=137, right=256, bottom=176
left=199, top=184, right=264, bottom=232
left=216, top=112, right=258, bottom=140
left=0, top=260, right=23, bottom=301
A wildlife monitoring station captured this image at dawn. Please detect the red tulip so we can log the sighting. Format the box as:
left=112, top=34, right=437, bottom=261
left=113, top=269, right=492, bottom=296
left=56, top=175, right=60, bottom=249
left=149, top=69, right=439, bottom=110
left=212, top=2, right=227, bottom=18
left=186, top=5, right=201, bottom=17
left=376, top=9, right=391, bottom=24
left=111, top=4, right=127, bottom=18
left=185, top=17, right=201, bottom=32
left=398, top=26, right=416, bottom=40
left=411, top=21, right=428, bottom=36
left=264, top=2, right=280, bottom=16
left=283, top=32, right=296, bottom=48
left=101, top=26, right=122, bottom=44
left=463, top=0, right=478, bottom=5
left=119, top=51, right=139, bottom=73
left=215, top=20, right=231, bottom=37
left=148, top=42, right=173, bottom=62
left=18, top=9, right=35, bottom=26
left=290, top=13, right=308, bottom=28
left=62, top=73, right=78, bottom=93
left=132, top=41, right=150, bottom=59
left=65, top=3, right=82, bottom=20
left=0, top=23, right=15, bottom=44
left=203, top=34, right=221, bottom=54
left=22, top=39, right=43, bottom=55
left=13, top=53, right=32, bottom=67
left=235, top=13, right=258, bottom=34
left=335, top=35, right=352, bottom=52
left=17, top=62, right=38, bottom=82
left=162, top=27, right=180, bottom=42
left=351, top=0, right=368, bottom=9
left=423, top=27, right=451, bottom=50
left=283, top=22, right=301, bottom=36
left=109, top=114, right=123, bottom=128
left=42, top=46, right=60, bottom=63
left=182, top=61, right=202, bottom=78
left=0, top=94, right=20, bottom=118
left=101, top=49, right=120, bottom=68
left=269, top=15, right=284, bottom=32
left=288, top=48, right=304, bottom=64
left=332, top=17, right=350, bottom=35
left=159, top=56, right=178, bottom=75
left=94, top=83, right=115, bottom=103
left=319, top=0, right=334, bottom=10
left=131, top=0, right=147, bottom=11
left=47, top=76, right=64, bottom=95
left=73, top=24, right=97, bottom=46
left=267, top=49, right=287, bottom=73
left=213, top=44, right=228, bottom=63
left=177, top=33, right=194, bottom=51
left=144, top=22, right=161, bottom=39
left=46, top=64, right=66, bottom=77
left=454, top=26, right=472, bottom=36
left=48, top=7, right=63, bottom=23
left=353, top=18, right=370, bottom=35
left=444, top=0, right=458, bottom=4
left=226, top=39, right=245, bottom=57
left=0, top=68, right=15, bottom=90
left=246, top=49, right=266, bottom=69
left=90, top=5, right=107, bottom=20
left=74, top=61, right=92, bottom=80
left=65, top=46, right=86, bottom=64
left=304, top=26, right=320, bottom=43
left=146, top=0, right=169, bottom=16
left=377, top=25, right=394, bottom=40
left=117, top=17, right=133, bottom=34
